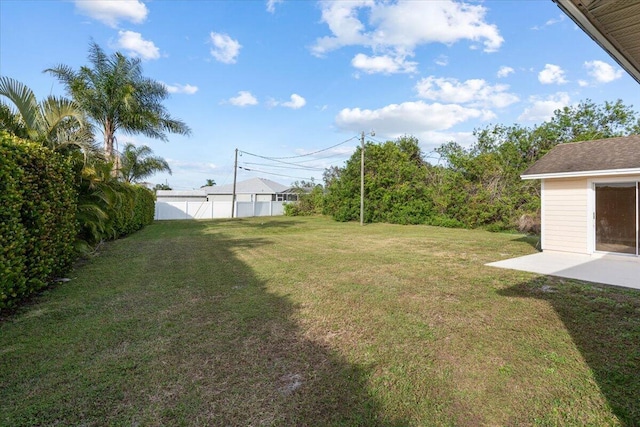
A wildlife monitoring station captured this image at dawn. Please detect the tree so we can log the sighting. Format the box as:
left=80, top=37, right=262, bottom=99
left=0, top=76, right=97, bottom=155
left=202, top=178, right=216, bottom=187
left=153, top=183, right=172, bottom=192
left=434, top=99, right=640, bottom=230
left=324, top=136, right=433, bottom=224
left=0, top=103, right=28, bottom=138
left=284, top=181, right=325, bottom=216
left=46, top=42, right=191, bottom=159
left=543, top=99, right=640, bottom=144
left=118, top=143, right=171, bottom=184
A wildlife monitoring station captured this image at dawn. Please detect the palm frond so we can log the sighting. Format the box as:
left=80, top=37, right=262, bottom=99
left=0, top=76, right=43, bottom=138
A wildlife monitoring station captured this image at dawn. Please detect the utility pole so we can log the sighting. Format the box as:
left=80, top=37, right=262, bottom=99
left=232, top=148, right=238, bottom=218
left=359, top=130, right=374, bottom=226
left=360, top=131, right=365, bottom=226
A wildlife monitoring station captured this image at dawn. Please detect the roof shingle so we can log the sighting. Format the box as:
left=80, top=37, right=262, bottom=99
left=522, top=135, right=640, bottom=176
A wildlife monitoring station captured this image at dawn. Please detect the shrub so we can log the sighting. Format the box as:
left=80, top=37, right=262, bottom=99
left=516, top=213, right=541, bottom=234
left=106, top=183, right=155, bottom=240
left=0, top=132, right=77, bottom=310
left=284, top=186, right=324, bottom=217
left=426, top=215, right=465, bottom=229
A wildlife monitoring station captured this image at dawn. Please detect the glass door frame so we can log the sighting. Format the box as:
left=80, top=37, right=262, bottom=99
left=588, top=178, right=639, bottom=257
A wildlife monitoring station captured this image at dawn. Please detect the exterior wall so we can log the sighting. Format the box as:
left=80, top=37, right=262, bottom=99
left=156, top=196, right=207, bottom=203
left=155, top=200, right=285, bottom=220
left=208, top=194, right=233, bottom=202
left=542, top=177, right=589, bottom=254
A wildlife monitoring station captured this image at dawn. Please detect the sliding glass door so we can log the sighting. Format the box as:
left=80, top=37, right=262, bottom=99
left=595, top=182, right=638, bottom=255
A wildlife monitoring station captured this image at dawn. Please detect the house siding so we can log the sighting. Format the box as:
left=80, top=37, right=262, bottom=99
left=542, top=178, right=588, bottom=254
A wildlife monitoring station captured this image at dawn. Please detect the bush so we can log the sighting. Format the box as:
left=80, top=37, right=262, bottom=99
left=516, top=213, right=541, bottom=234
left=284, top=186, right=324, bottom=217
left=0, top=132, right=77, bottom=310
left=106, top=183, right=155, bottom=240
left=426, top=215, right=466, bottom=229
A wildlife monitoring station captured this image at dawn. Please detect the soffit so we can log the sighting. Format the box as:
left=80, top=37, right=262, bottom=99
left=554, top=0, right=640, bottom=84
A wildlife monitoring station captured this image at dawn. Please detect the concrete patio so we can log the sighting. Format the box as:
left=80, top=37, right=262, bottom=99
left=487, top=251, right=640, bottom=290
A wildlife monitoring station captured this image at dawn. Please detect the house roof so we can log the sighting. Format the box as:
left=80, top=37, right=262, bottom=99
left=554, top=0, right=640, bottom=84
left=521, top=135, right=640, bottom=179
left=201, top=177, right=290, bottom=195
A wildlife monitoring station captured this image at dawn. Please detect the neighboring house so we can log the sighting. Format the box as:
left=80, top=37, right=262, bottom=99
left=155, top=177, right=297, bottom=220
left=521, top=135, right=640, bottom=256
left=200, top=177, right=298, bottom=203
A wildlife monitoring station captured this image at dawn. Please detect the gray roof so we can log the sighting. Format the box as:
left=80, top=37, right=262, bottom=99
left=201, top=177, right=290, bottom=195
left=522, top=135, right=640, bottom=177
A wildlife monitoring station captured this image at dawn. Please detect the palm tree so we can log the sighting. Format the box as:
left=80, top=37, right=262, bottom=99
left=0, top=76, right=98, bottom=155
left=0, top=103, right=28, bottom=138
left=203, top=178, right=216, bottom=187
left=46, top=42, right=191, bottom=160
left=118, top=142, right=172, bottom=183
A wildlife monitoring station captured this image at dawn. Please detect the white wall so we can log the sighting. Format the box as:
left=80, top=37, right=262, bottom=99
left=155, top=200, right=285, bottom=220
left=542, top=178, right=589, bottom=254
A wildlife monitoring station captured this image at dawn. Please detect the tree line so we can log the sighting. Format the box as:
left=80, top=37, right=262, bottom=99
left=290, top=100, right=640, bottom=232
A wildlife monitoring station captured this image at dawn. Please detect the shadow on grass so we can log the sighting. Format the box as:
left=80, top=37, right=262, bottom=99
left=510, top=234, right=541, bottom=251
left=0, top=222, right=401, bottom=426
left=499, top=278, right=640, bottom=425
left=203, top=217, right=303, bottom=228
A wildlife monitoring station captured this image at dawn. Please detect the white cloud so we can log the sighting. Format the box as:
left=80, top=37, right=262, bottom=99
left=415, top=76, right=519, bottom=109
left=228, top=91, right=258, bottom=107
left=351, top=53, right=417, bottom=74
left=531, top=14, right=565, bottom=30
left=335, top=101, right=494, bottom=136
left=266, top=0, right=283, bottom=13
left=168, top=159, right=218, bottom=174
left=546, top=15, right=565, bottom=26
left=578, top=79, right=589, bottom=87
left=116, top=30, right=160, bottom=60
left=584, top=60, right=623, bottom=83
left=74, top=0, right=147, bottom=28
left=163, top=82, right=199, bottom=95
left=312, top=0, right=503, bottom=61
left=435, top=55, right=449, bottom=66
left=518, top=92, right=571, bottom=122
left=538, top=64, right=568, bottom=84
left=497, top=66, right=514, bottom=78
left=209, top=32, right=241, bottom=64
left=281, top=94, right=306, bottom=109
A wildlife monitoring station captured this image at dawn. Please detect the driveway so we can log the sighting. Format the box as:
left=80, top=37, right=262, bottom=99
left=487, top=251, right=640, bottom=290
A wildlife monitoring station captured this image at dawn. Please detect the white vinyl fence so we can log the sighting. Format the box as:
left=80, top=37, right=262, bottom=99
left=155, top=200, right=285, bottom=220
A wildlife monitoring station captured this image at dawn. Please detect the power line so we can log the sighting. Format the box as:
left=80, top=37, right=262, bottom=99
left=242, top=161, right=325, bottom=171
left=238, top=166, right=315, bottom=180
left=287, top=150, right=354, bottom=164
left=239, top=135, right=358, bottom=160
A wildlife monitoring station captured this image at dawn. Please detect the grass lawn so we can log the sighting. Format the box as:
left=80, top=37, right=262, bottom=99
left=1, top=216, right=639, bottom=426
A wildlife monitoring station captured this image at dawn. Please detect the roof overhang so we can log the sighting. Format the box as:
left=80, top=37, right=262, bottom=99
left=553, top=0, right=640, bottom=85
left=522, top=167, right=640, bottom=180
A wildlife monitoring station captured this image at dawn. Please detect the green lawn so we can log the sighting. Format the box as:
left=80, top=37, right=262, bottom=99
left=2, top=217, right=639, bottom=426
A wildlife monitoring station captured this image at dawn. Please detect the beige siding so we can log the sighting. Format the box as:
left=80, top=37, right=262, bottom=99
left=542, top=178, right=588, bottom=254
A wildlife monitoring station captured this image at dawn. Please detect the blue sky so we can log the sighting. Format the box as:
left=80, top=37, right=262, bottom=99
left=2, top=0, right=640, bottom=189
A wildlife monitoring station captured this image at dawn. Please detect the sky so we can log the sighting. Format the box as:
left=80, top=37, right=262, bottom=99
left=2, top=0, right=640, bottom=190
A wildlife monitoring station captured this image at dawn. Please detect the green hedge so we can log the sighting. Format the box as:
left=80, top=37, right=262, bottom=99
left=0, top=132, right=77, bottom=310
left=112, top=185, right=155, bottom=237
